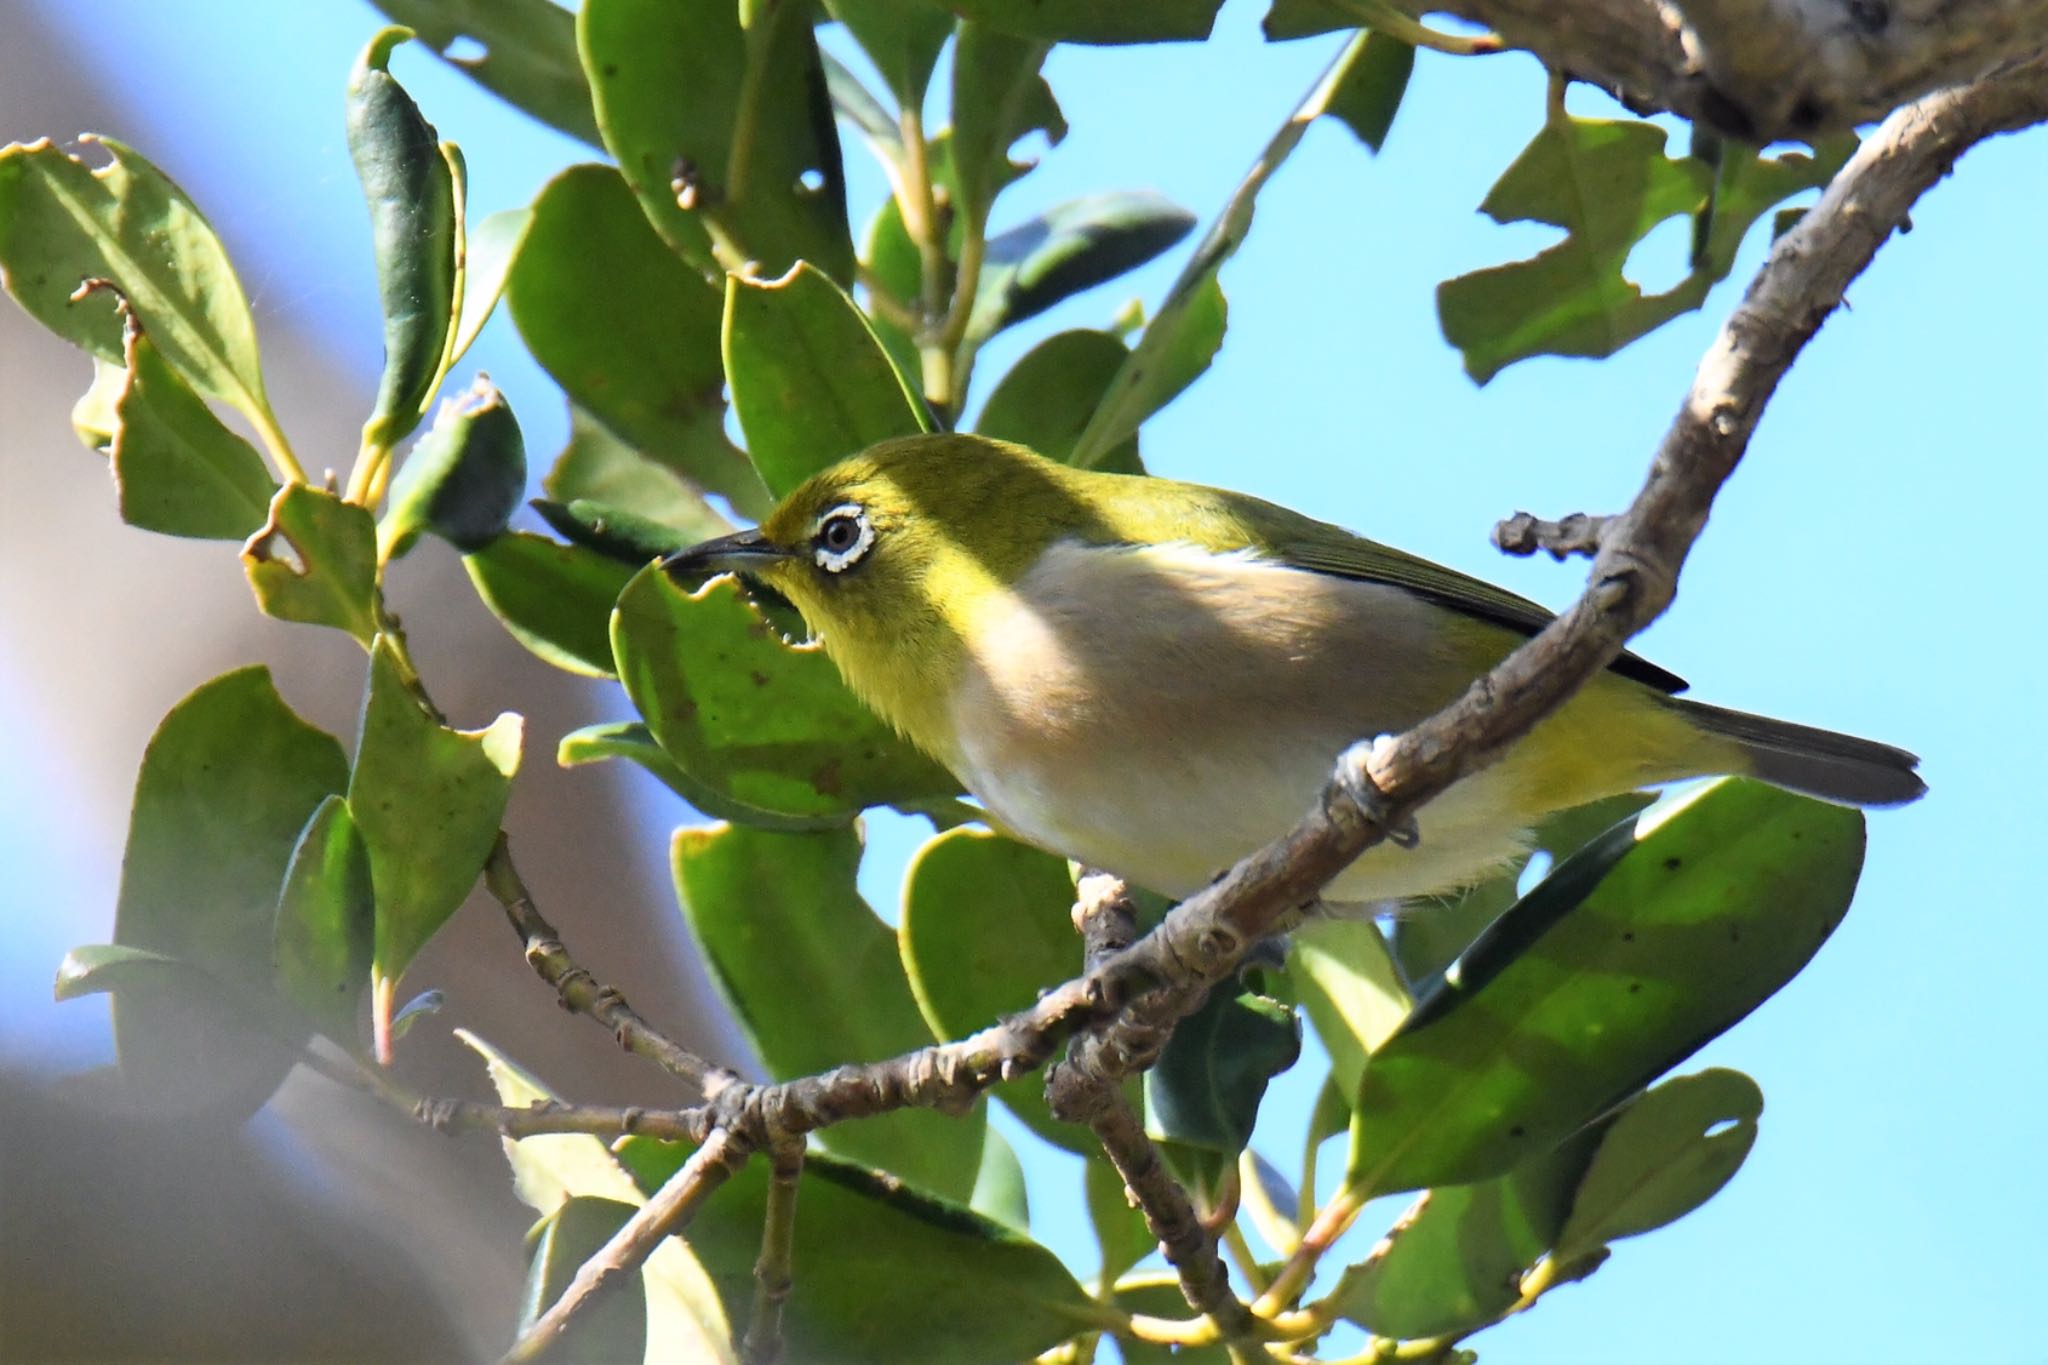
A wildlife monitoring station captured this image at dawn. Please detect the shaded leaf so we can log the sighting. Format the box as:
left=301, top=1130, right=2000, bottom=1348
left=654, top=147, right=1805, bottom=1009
left=383, top=373, right=528, bottom=557
left=1240, top=1149, right=1303, bottom=1258
left=1327, top=31, right=1414, bottom=152
left=533, top=498, right=692, bottom=566
left=347, top=27, right=459, bottom=453
left=350, top=637, right=522, bottom=1052
left=542, top=404, right=733, bottom=545
left=724, top=262, right=930, bottom=498
left=1146, top=986, right=1301, bottom=1155
left=968, top=191, right=1195, bottom=340
left=1348, top=779, right=1863, bottom=1197
left=971, top=1125, right=1032, bottom=1233
left=1260, top=0, right=1357, bottom=39
left=107, top=667, right=347, bottom=1112
left=899, top=828, right=1089, bottom=1152
left=1086, top=1156, right=1154, bottom=1285
left=616, top=1140, right=1109, bottom=1363
left=366, top=0, right=602, bottom=146
left=976, top=327, right=1143, bottom=473
left=672, top=822, right=984, bottom=1200
left=0, top=136, right=281, bottom=441
left=613, top=568, right=957, bottom=822
left=829, top=0, right=950, bottom=107
left=464, top=531, right=634, bottom=678
left=448, top=206, right=532, bottom=371
left=272, top=795, right=374, bottom=1049
left=557, top=721, right=847, bottom=832
left=519, top=1198, right=649, bottom=1365
left=1289, top=917, right=1411, bottom=1108
left=942, top=0, right=1224, bottom=44
left=108, top=316, right=274, bottom=539
left=507, top=164, right=767, bottom=517
left=1553, top=1067, right=1763, bottom=1261
left=240, top=484, right=379, bottom=643
left=579, top=0, right=853, bottom=282
left=949, top=23, right=1065, bottom=235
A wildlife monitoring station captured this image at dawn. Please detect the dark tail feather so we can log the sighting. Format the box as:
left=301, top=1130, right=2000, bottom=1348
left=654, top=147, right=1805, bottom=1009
left=1669, top=699, right=1927, bottom=807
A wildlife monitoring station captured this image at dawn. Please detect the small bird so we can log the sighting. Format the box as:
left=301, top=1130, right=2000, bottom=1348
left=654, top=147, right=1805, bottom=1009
left=662, top=435, right=1923, bottom=908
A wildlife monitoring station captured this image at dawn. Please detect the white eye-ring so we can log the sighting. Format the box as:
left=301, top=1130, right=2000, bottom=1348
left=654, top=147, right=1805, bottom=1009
left=812, top=503, right=874, bottom=574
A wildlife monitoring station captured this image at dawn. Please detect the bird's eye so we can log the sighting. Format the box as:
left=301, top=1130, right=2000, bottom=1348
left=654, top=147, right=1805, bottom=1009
left=812, top=503, right=874, bottom=574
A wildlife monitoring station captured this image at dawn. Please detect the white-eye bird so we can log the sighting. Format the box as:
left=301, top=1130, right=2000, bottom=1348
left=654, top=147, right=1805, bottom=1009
left=662, top=435, right=1923, bottom=908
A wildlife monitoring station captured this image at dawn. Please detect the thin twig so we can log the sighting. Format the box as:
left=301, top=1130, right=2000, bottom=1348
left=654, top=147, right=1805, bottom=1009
left=503, top=1128, right=752, bottom=1363
left=484, top=834, right=741, bottom=1099
left=1492, top=510, right=1611, bottom=560
left=743, top=1140, right=804, bottom=1365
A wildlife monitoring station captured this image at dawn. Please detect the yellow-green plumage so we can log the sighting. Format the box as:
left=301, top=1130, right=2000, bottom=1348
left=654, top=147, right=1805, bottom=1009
left=666, top=435, right=1922, bottom=907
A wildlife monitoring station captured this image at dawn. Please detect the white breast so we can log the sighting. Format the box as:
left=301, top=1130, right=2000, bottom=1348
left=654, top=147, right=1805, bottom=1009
left=947, top=541, right=1541, bottom=906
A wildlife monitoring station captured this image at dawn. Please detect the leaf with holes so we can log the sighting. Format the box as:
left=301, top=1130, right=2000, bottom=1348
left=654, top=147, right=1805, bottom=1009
left=367, top=0, right=601, bottom=145
left=241, top=485, right=379, bottom=643
left=950, top=23, right=1065, bottom=235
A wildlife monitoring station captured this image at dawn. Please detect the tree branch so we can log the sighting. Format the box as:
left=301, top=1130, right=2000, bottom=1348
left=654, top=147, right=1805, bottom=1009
left=1493, top=511, right=1611, bottom=560
left=743, top=1140, right=804, bottom=1365
left=1397, top=0, right=2048, bottom=140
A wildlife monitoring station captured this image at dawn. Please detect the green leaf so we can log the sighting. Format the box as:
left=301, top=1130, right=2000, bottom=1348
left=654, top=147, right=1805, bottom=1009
left=1332, top=1127, right=1603, bottom=1340
left=940, top=0, right=1224, bottom=43
left=1553, top=1067, right=1763, bottom=1261
left=365, top=0, right=602, bottom=146
left=616, top=1141, right=1109, bottom=1364
left=71, top=356, right=124, bottom=451
left=347, top=27, right=460, bottom=453
left=579, top=0, right=854, bottom=283
left=613, top=568, right=957, bottom=822
left=1145, top=985, right=1300, bottom=1155
left=559, top=721, right=848, bottom=832
left=383, top=374, right=528, bottom=557
left=899, top=828, right=1089, bottom=1152
left=519, top=1197, right=649, bottom=1365
left=970, top=1125, right=1032, bottom=1233
left=271, top=795, right=374, bottom=1049
left=463, top=531, right=634, bottom=678
left=542, top=404, right=734, bottom=545
left=107, top=666, right=347, bottom=1112
left=107, top=315, right=275, bottom=539
left=1326, top=31, right=1414, bottom=152
left=0, top=136, right=282, bottom=443
left=1392, top=791, right=1656, bottom=985
left=1240, top=1149, right=1303, bottom=1258
left=949, top=23, right=1065, bottom=234
left=1691, top=134, right=1855, bottom=277
left=532, top=498, right=694, bottom=566
left=1347, top=779, right=1863, bottom=1197
left=976, top=328, right=1143, bottom=473
left=828, top=0, right=950, bottom=107
left=350, top=637, right=522, bottom=1051
left=672, top=823, right=984, bottom=1200
left=507, top=164, right=768, bottom=518
left=240, top=484, right=380, bottom=642
left=448, top=206, right=531, bottom=373
left=1260, top=0, right=1357, bottom=39
left=968, top=191, right=1195, bottom=341
left=1086, top=1157, right=1154, bottom=1285
left=1110, top=1275, right=1232, bottom=1364
left=1288, top=916, right=1410, bottom=1112
left=724, top=262, right=930, bottom=498
left=461, top=1031, right=737, bottom=1362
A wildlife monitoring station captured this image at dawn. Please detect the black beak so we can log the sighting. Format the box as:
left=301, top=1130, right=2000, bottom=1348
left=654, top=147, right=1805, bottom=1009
left=659, top=528, right=797, bottom=582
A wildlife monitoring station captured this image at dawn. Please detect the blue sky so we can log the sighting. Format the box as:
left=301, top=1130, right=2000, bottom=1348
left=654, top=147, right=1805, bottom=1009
left=6, top=3, right=2046, bottom=1361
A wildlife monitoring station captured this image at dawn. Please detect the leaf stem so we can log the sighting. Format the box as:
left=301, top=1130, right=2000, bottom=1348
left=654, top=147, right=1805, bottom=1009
left=896, top=105, right=955, bottom=411
left=250, top=400, right=309, bottom=485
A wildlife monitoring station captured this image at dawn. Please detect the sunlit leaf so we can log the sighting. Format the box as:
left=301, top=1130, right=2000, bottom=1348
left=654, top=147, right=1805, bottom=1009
left=464, top=531, right=634, bottom=678
left=519, top=1198, right=649, bottom=1365
left=107, top=316, right=274, bottom=540
left=272, top=795, right=374, bottom=1049
left=241, top=484, right=379, bottom=643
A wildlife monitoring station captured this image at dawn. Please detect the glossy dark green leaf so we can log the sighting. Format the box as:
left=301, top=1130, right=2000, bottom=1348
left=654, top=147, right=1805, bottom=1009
left=941, top=0, right=1223, bottom=43
left=1260, top=0, right=1356, bottom=40
left=829, top=0, right=950, bottom=106
left=899, top=828, right=1089, bottom=1152
left=367, top=0, right=602, bottom=145
left=107, top=666, right=347, bottom=1112
left=1327, top=31, right=1414, bottom=152
left=383, top=374, right=528, bottom=556
left=614, top=568, right=956, bottom=821
left=1289, top=918, right=1410, bottom=1111
left=240, top=485, right=380, bottom=643
left=533, top=498, right=688, bottom=566
left=272, top=795, right=374, bottom=1049
left=976, top=328, right=1143, bottom=473
left=950, top=23, right=1065, bottom=234
left=557, top=721, right=847, bottom=832
left=0, top=137, right=283, bottom=442
left=672, top=822, right=984, bottom=1200
left=1553, top=1067, right=1763, bottom=1261
left=725, top=262, right=930, bottom=498
left=107, top=316, right=275, bottom=539
left=1086, top=1156, right=1154, bottom=1284
left=579, top=0, right=853, bottom=282
left=1348, top=779, right=1863, bottom=1197
left=463, top=531, right=634, bottom=678
left=1146, top=986, right=1300, bottom=1156
left=968, top=192, right=1195, bottom=340
left=1393, top=792, right=1656, bottom=985
left=616, top=1140, right=1109, bottom=1364
left=349, top=636, right=522, bottom=1053
left=507, top=164, right=768, bottom=518
left=347, top=27, right=459, bottom=453
left=519, top=1198, right=649, bottom=1365
left=1333, top=1127, right=1603, bottom=1340
left=970, top=1125, right=1032, bottom=1233
left=542, top=405, right=733, bottom=545
left=461, top=1031, right=737, bottom=1360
